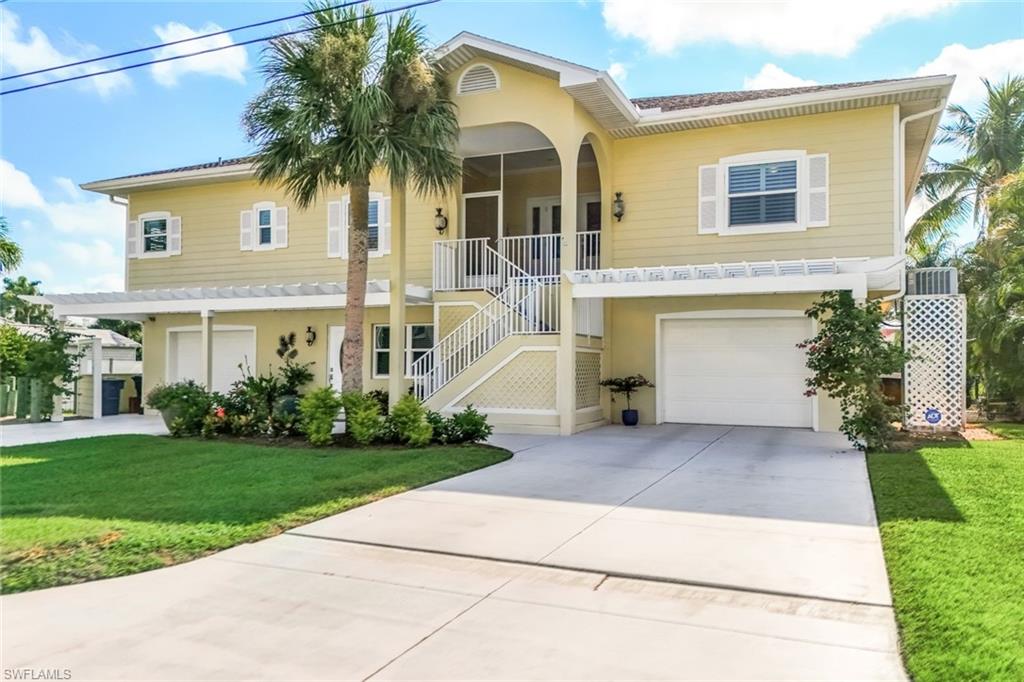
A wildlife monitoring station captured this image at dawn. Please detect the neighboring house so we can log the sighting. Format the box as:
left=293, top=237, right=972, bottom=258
left=27, top=33, right=953, bottom=435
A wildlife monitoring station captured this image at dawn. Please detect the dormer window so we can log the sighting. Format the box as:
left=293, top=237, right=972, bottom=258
left=457, top=63, right=499, bottom=95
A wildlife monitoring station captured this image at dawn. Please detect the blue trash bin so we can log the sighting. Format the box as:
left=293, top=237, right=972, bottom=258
left=101, top=379, right=125, bottom=416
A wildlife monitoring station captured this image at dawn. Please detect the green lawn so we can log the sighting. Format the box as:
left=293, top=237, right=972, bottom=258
left=868, top=431, right=1024, bottom=680
left=985, top=422, right=1024, bottom=440
left=1, top=435, right=510, bottom=593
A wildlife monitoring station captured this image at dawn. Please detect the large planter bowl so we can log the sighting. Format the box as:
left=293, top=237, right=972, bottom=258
left=621, top=409, right=639, bottom=426
left=159, top=405, right=183, bottom=429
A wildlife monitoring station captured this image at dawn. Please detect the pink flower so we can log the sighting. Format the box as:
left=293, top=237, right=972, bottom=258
left=215, top=407, right=226, bottom=418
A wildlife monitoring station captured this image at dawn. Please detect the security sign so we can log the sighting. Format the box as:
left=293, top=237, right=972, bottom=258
left=924, top=408, right=942, bottom=425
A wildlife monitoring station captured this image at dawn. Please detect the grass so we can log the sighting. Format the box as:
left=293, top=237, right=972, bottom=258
left=985, top=422, right=1024, bottom=440
left=868, top=428, right=1024, bottom=681
left=0, top=435, right=510, bottom=593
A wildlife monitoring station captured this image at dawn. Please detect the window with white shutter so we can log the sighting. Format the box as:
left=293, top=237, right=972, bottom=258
left=126, top=220, right=141, bottom=258
left=240, top=210, right=254, bottom=251
left=806, top=153, right=829, bottom=227
left=339, top=192, right=389, bottom=258
left=327, top=200, right=343, bottom=258
left=135, top=211, right=180, bottom=258
left=243, top=202, right=288, bottom=251
left=698, top=164, right=718, bottom=234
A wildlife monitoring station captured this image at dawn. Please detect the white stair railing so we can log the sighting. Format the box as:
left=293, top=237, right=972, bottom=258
left=411, top=274, right=559, bottom=400
left=433, top=238, right=530, bottom=296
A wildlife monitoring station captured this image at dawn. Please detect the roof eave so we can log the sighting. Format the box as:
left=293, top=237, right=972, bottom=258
left=81, top=162, right=255, bottom=195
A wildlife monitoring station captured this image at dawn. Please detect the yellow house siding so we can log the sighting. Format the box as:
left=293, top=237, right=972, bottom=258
left=611, top=105, right=896, bottom=266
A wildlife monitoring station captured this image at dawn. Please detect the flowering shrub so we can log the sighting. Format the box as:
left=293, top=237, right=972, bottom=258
left=801, top=291, right=910, bottom=450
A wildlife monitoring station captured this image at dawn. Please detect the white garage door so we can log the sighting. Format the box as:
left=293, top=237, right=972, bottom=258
left=168, top=328, right=255, bottom=393
left=661, top=316, right=812, bottom=428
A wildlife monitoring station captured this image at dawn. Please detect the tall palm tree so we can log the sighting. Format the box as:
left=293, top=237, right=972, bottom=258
left=908, top=76, right=1024, bottom=250
left=0, top=217, right=24, bottom=273
left=243, top=2, right=460, bottom=392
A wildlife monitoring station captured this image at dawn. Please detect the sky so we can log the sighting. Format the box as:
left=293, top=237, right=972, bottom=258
left=2, top=0, right=1022, bottom=294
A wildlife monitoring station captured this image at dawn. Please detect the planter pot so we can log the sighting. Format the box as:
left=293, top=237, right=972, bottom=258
left=621, top=409, right=639, bottom=426
left=159, top=405, right=183, bottom=429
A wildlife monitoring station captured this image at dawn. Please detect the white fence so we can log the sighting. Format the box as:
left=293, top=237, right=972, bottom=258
left=903, top=294, right=966, bottom=431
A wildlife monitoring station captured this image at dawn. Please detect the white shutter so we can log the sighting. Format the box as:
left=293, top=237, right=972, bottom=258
left=273, top=206, right=288, bottom=248
left=379, top=196, right=392, bottom=255
left=126, top=220, right=141, bottom=258
left=327, top=201, right=343, bottom=258
left=340, top=196, right=351, bottom=259
left=239, top=210, right=254, bottom=251
left=807, top=153, right=829, bottom=227
left=698, top=164, right=719, bottom=234
left=167, top=216, right=182, bottom=255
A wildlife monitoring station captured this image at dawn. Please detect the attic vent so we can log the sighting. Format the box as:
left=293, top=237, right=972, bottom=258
left=458, top=64, right=499, bottom=95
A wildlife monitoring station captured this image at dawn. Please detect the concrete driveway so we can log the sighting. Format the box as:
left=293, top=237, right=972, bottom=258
left=2, top=424, right=904, bottom=680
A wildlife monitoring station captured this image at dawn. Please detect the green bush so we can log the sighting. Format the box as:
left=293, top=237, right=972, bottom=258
left=449, top=405, right=492, bottom=443
left=389, top=394, right=433, bottom=447
left=147, top=380, right=214, bottom=437
left=425, top=410, right=452, bottom=443
left=366, top=389, right=390, bottom=414
left=298, top=388, right=343, bottom=446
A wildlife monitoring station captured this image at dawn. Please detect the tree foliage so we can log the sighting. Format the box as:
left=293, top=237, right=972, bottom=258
left=1, top=276, right=50, bottom=325
left=802, top=292, right=910, bottom=450
left=0, top=217, right=23, bottom=274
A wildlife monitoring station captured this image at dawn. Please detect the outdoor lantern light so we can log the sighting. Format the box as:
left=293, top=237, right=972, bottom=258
left=434, top=207, right=449, bottom=234
left=613, top=192, right=625, bottom=222
left=305, top=326, right=317, bottom=347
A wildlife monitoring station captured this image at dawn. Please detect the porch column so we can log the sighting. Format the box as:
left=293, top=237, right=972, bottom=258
left=557, top=145, right=579, bottom=435
left=388, top=184, right=407, bottom=407
left=90, top=336, right=103, bottom=419
left=200, top=309, right=215, bottom=389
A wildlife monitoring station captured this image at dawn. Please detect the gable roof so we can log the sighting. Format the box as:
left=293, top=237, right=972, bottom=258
left=630, top=78, right=913, bottom=112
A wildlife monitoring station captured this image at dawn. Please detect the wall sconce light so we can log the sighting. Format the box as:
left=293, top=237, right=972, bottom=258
left=305, top=326, right=317, bottom=347
left=612, top=192, right=625, bottom=222
left=434, top=207, right=449, bottom=235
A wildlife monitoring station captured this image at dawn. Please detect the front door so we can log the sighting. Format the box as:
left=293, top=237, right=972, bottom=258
left=327, top=325, right=345, bottom=392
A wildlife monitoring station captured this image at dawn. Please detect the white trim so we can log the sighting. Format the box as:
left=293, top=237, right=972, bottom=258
left=341, top=191, right=389, bottom=258
left=456, top=62, right=500, bottom=95
left=443, top=345, right=558, bottom=410
left=717, top=150, right=805, bottom=236
left=461, top=190, right=503, bottom=240
left=573, top=273, right=868, bottom=301
left=370, top=323, right=437, bottom=379
left=137, top=211, right=175, bottom=259
left=653, top=310, right=813, bottom=427
left=164, top=324, right=257, bottom=387
left=252, top=201, right=277, bottom=251
left=893, top=105, right=902, bottom=259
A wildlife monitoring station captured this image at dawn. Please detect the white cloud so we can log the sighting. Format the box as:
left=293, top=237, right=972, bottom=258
left=1, top=159, right=45, bottom=209
left=608, top=62, right=628, bottom=82
left=53, top=177, right=80, bottom=199
left=602, top=0, right=958, bottom=57
left=57, top=239, right=122, bottom=272
left=915, top=39, right=1024, bottom=106
left=21, top=260, right=54, bottom=282
left=743, top=64, right=818, bottom=90
left=150, top=22, right=249, bottom=87
left=0, top=7, right=130, bottom=97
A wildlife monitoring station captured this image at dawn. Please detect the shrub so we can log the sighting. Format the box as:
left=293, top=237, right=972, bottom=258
left=298, top=387, right=343, bottom=446
left=147, top=380, right=213, bottom=436
left=342, top=392, right=383, bottom=445
left=276, top=332, right=314, bottom=394
left=802, top=290, right=911, bottom=450
left=389, top=394, right=433, bottom=447
left=425, top=410, right=452, bottom=444
left=366, top=389, right=390, bottom=414
left=449, top=405, right=492, bottom=443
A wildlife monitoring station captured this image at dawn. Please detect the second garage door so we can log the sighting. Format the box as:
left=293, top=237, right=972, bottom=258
left=661, top=316, right=812, bottom=428
left=168, top=328, right=255, bottom=393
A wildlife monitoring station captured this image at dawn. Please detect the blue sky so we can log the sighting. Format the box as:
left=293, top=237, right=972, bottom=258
left=2, top=0, right=1022, bottom=293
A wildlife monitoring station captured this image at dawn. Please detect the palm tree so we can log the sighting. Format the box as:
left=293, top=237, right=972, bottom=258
left=243, top=2, right=460, bottom=392
left=908, top=76, right=1024, bottom=251
left=0, top=217, right=24, bottom=273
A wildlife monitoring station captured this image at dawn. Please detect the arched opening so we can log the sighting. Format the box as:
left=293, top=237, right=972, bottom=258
left=576, top=136, right=602, bottom=270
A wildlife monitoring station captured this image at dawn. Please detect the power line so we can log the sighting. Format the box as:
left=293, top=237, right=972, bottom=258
left=1, top=0, right=440, bottom=96
left=2, top=0, right=366, bottom=82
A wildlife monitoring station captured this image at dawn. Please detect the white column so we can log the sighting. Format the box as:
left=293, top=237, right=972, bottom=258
left=388, top=185, right=407, bottom=406
left=91, top=336, right=103, bottom=419
left=557, top=145, right=579, bottom=435
left=200, top=309, right=215, bottom=389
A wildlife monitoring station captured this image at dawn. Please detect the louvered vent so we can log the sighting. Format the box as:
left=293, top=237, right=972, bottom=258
left=458, top=64, right=498, bottom=95
left=907, top=267, right=958, bottom=295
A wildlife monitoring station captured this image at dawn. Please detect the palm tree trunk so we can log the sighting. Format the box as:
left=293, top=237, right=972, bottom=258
left=342, top=176, right=371, bottom=393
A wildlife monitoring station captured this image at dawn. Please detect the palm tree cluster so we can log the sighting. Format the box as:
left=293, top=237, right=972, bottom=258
left=243, top=2, right=460, bottom=392
left=910, top=77, right=1024, bottom=410
left=0, top=217, right=24, bottom=274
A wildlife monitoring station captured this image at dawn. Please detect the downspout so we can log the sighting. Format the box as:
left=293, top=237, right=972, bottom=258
left=109, top=194, right=129, bottom=292
left=880, top=103, right=946, bottom=304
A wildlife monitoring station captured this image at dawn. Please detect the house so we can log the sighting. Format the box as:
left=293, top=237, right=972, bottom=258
left=27, top=33, right=954, bottom=435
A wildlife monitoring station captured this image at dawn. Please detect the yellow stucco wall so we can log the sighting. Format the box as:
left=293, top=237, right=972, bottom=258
left=140, top=305, right=433, bottom=403
left=606, top=294, right=842, bottom=431
left=610, top=105, right=896, bottom=266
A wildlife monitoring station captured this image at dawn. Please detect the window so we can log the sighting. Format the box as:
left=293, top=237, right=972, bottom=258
left=372, top=324, right=435, bottom=377
left=367, top=199, right=379, bottom=252
left=143, top=218, right=167, bottom=253
left=727, top=160, right=797, bottom=227
left=257, top=208, right=273, bottom=245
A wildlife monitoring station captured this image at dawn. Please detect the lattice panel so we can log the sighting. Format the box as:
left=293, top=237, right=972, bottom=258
left=904, top=295, right=966, bottom=431
left=437, top=305, right=477, bottom=338
left=458, top=351, right=557, bottom=411
left=576, top=351, right=601, bottom=409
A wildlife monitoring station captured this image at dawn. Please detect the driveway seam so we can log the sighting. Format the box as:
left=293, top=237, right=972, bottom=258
left=533, top=426, right=735, bottom=565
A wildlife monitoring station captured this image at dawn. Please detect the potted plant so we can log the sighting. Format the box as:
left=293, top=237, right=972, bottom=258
left=146, top=380, right=212, bottom=430
left=599, top=374, right=654, bottom=426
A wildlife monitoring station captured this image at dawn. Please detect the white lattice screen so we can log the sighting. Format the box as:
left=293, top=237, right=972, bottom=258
left=458, top=350, right=557, bottom=411
left=575, top=351, right=602, bottom=409
left=903, top=295, right=966, bottom=431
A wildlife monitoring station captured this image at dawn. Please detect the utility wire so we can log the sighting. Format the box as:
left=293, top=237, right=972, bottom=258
left=1, top=0, right=440, bottom=96
left=2, top=0, right=366, bottom=82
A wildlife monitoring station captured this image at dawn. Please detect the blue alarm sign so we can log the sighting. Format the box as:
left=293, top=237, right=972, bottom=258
left=924, top=408, right=942, bottom=425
